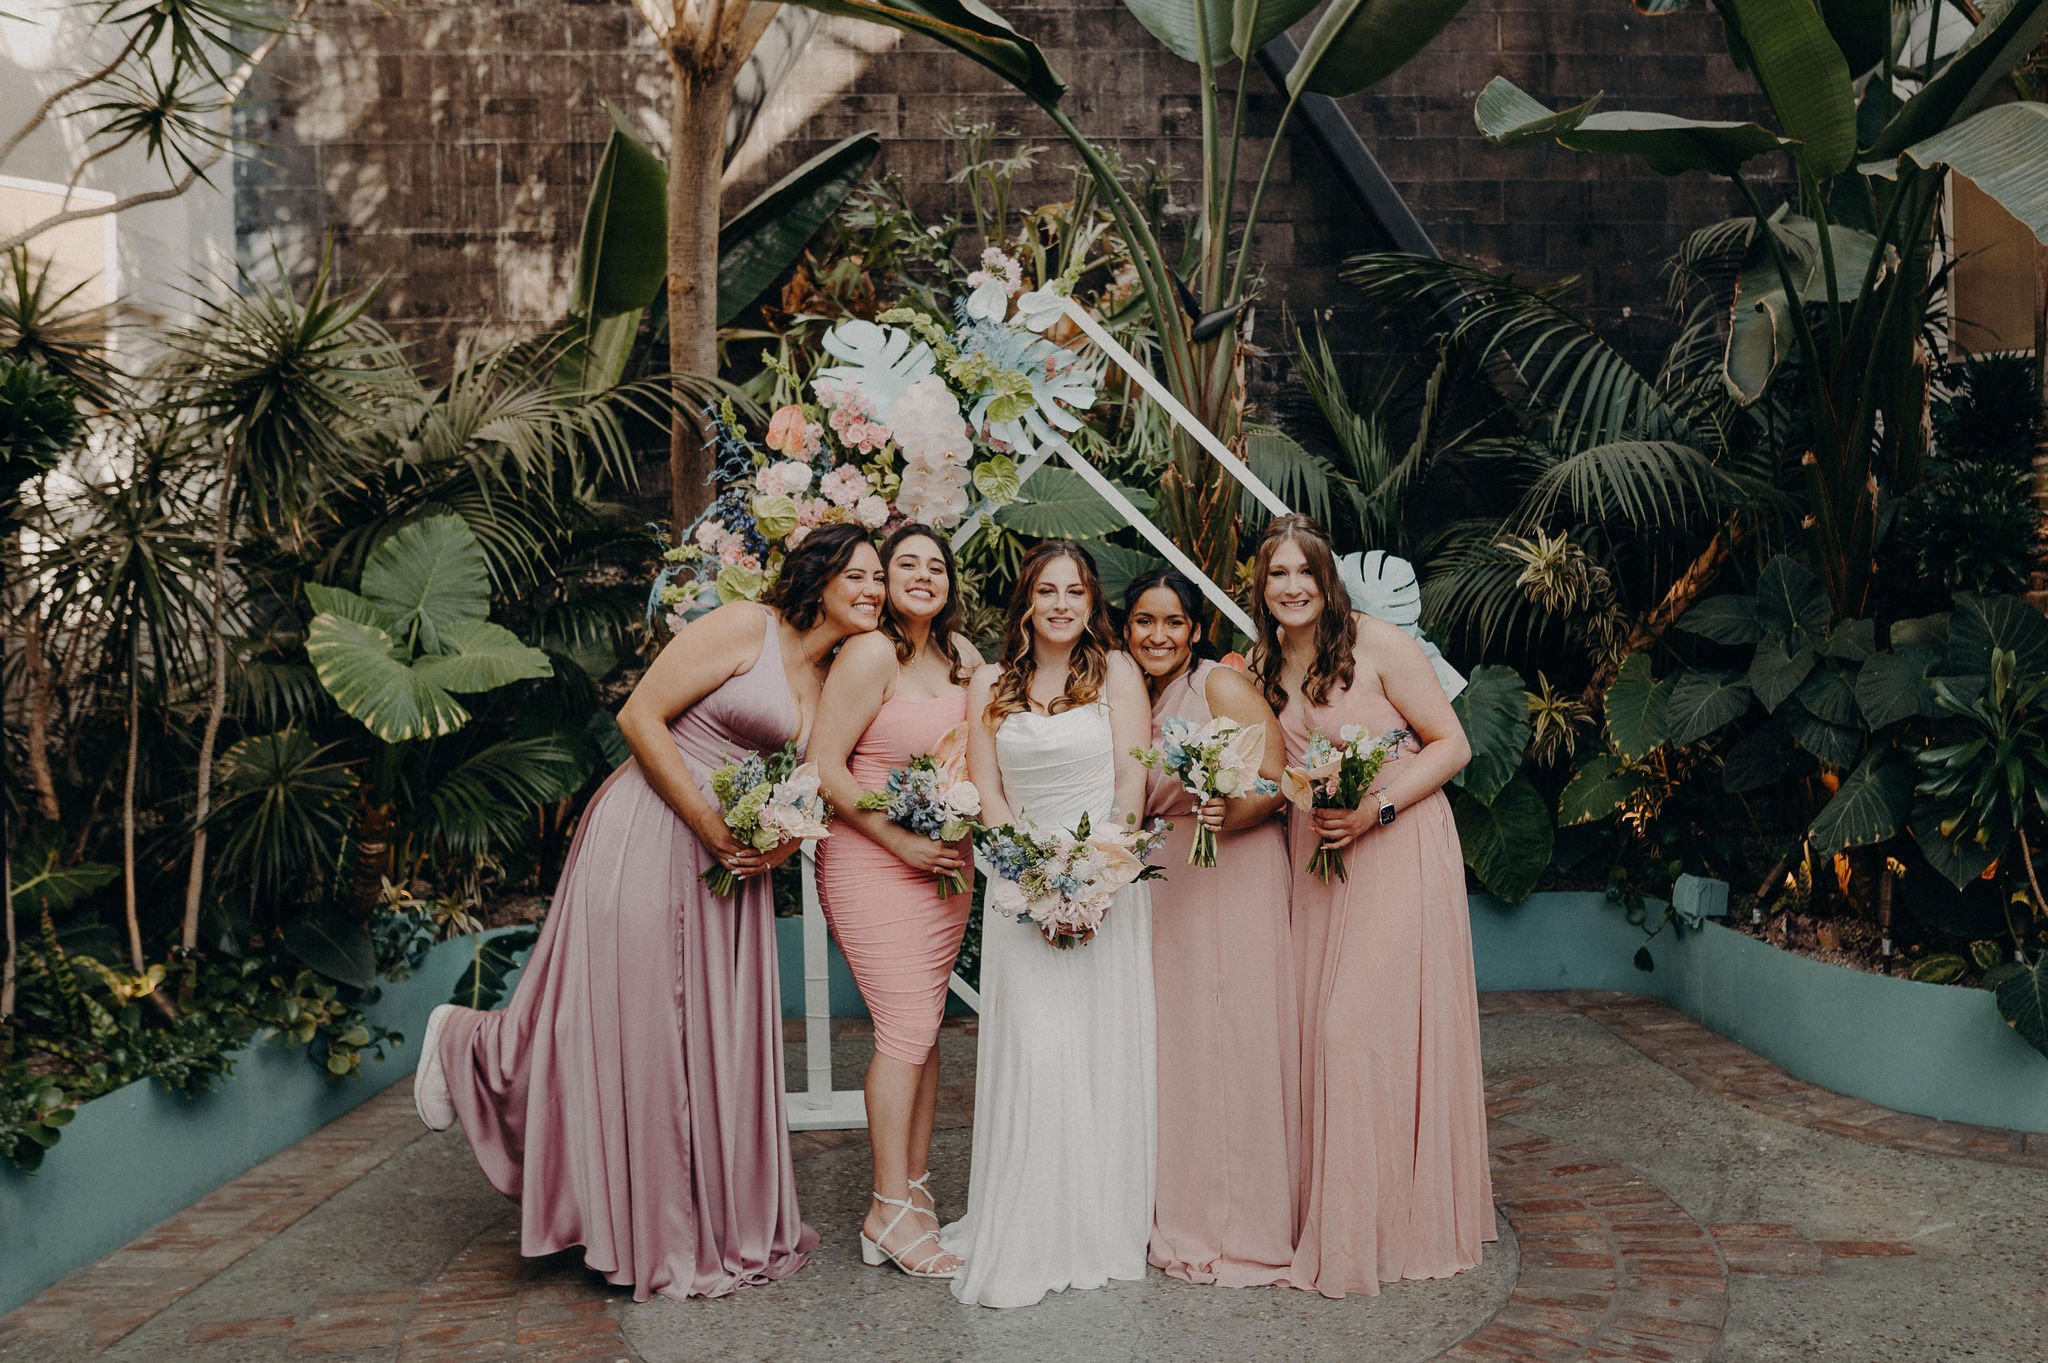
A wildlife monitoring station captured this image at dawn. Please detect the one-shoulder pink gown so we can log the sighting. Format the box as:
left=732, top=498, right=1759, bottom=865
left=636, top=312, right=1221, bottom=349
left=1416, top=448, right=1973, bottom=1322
left=1278, top=651, right=1496, bottom=1298
left=1143, top=660, right=1299, bottom=1286
left=813, top=691, right=972, bottom=1065
left=436, top=605, right=817, bottom=1302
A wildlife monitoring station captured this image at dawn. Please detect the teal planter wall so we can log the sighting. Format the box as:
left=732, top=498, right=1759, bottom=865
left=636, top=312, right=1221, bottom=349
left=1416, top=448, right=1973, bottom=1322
left=1468, top=893, right=2048, bottom=1135
left=0, top=930, right=523, bottom=1317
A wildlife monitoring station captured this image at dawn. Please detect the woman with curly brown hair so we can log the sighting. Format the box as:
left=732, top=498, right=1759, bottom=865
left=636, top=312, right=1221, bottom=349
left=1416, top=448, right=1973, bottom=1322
left=937, top=539, right=1158, bottom=1309
left=1249, top=513, right=1496, bottom=1299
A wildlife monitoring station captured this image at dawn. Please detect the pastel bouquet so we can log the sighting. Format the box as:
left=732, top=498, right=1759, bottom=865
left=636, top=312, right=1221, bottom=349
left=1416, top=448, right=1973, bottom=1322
left=649, top=249, right=1099, bottom=631
left=702, top=741, right=833, bottom=896
left=1132, top=717, right=1278, bottom=867
left=1280, top=726, right=1413, bottom=883
left=854, top=723, right=981, bottom=898
left=975, top=812, right=1170, bottom=949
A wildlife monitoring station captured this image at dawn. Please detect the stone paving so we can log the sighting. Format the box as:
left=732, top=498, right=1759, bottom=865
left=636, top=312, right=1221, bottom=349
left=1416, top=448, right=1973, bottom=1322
left=3, top=993, right=2044, bottom=1362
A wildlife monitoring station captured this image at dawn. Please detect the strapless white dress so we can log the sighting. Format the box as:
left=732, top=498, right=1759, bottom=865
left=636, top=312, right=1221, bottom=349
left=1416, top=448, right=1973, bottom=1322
left=941, top=703, right=1157, bottom=1308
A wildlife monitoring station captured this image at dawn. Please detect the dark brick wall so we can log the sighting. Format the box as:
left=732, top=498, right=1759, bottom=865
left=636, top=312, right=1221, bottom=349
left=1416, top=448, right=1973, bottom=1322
left=238, top=0, right=1772, bottom=387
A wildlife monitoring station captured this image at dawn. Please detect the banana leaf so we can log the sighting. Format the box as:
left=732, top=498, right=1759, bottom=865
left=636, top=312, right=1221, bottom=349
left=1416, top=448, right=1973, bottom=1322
left=1475, top=77, right=1792, bottom=175
left=1290, top=0, right=1473, bottom=98
left=718, top=132, right=882, bottom=325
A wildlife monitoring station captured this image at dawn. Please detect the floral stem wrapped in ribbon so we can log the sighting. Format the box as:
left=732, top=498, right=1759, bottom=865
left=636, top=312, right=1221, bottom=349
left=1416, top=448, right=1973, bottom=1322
left=1280, top=726, right=1412, bottom=884
left=854, top=723, right=981, bottom=898
left=974, top=812, right=1170, bottom=949
left=1132, top=717, right=1277, bottom=868
left=702, top=741, right=832, bottom=896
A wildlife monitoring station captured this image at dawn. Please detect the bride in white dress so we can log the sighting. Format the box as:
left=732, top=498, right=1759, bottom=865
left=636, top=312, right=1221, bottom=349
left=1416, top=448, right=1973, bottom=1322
left=941, top=541, right=1158, bottom=1309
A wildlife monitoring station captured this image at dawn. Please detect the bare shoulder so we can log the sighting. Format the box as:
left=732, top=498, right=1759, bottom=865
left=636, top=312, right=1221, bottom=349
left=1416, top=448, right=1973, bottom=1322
left=1203, top=660, right=1270, bottom=716
left=968, top=661, right=1002, bottom=693
left=1105, top=649, right=1142, bottom=683
left=834, top=629, right=898, bottom=668
left=950, top=631, right=986, bottom=670
left=666, top=600, right=767, bottom=660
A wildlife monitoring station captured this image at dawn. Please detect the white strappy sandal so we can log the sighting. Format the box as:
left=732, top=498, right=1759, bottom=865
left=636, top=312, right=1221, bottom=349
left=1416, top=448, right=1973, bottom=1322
left=860, top=1191, right=961, bottom=1279
left=907, top=1171, right=938, bottom=1223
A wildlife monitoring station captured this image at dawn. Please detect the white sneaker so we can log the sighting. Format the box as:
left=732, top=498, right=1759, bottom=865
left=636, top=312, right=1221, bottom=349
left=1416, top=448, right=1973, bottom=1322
left=413, top=1004, right=458, bottom=1131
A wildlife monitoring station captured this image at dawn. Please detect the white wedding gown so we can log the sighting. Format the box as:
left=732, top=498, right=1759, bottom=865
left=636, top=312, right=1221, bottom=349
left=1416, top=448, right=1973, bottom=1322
left=942, top=703, right=1157, bottom=1308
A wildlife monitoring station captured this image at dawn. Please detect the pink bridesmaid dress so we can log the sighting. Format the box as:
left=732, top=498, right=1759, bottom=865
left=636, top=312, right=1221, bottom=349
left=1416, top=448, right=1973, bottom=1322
left=1143, top=660, right=1300, bottom=1286
left=435, top=605, right=818, bottom=1301
left=1278, top=652, right=1496, bottom=1298
left=814, top=691, right=972, bottom=1065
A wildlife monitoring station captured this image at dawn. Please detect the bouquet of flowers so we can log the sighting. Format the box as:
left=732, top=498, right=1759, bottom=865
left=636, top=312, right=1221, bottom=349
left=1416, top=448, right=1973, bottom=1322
left=975, top=812, right=1170, bottom=949
left=702, top=741, right=833, bottom=896
left=1132, top=717, right=1278, bottom=867
left=649, top=249, right=1100, bottom=632
left=854, top=724, right=981, bottom=898
left=1280, top=726, right=1413, bottom=883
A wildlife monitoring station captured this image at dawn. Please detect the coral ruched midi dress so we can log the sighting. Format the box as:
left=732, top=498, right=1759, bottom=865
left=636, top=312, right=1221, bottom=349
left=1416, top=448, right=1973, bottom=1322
left=436, top=605, right=817, bottom=1302
left=813, top=691, right=974, bottom=1066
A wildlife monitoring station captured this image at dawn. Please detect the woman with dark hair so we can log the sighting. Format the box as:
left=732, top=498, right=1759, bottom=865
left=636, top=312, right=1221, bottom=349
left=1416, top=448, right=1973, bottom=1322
left=1121, top=568, right=1297, bottom=1287
left=1249, top=513, right=1495, bottom=1299
left=810, top=523, right=983, bottom=1279
left=413, top=524, right=884, bottom=1301
left=938, top=540, right=1157, bottom=1308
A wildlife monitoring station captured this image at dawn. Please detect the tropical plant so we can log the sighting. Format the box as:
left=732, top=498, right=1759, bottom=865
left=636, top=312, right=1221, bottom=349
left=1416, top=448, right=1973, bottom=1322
left=1474, top=0, right=2048, bottom=624
left=781, top=0, right=1477, bottom=627
left=0, top=0, right=310, bottom=256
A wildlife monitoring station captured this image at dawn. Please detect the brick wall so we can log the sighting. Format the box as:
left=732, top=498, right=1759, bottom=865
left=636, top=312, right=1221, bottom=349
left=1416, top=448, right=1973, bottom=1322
left=239, top=0, right=1771, bottom=395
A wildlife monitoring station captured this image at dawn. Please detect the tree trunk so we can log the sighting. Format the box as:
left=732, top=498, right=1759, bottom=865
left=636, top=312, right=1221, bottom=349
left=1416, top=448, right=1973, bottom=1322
left=2032, top=239, right=2048, bottom=608
left=123, top=661, right=144, bottom=972
left=665, top=57, right=740, bottom=535
left=2, top=836, right=16, bottom=1020
left=346, top=798, right=396, bottom=918
left=181, top=472, right=233, bottom=949
left=22, top=601, right=60, bottom=822
left=1583, top=521, right=1746, bottom=702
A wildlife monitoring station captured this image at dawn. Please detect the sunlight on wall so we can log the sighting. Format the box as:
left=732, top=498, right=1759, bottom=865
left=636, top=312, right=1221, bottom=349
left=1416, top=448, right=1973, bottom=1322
left=722, top=21, right=902, bottom=191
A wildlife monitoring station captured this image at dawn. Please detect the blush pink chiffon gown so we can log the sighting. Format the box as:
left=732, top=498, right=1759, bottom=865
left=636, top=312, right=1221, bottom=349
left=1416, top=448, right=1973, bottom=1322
left=435, top=605, right=817, bottom=1302
left=1278, top=647, right=1496, bottom=1298
left=1143, top=660, right=1300, bottom=1286
left=814, top=691, right=973, bottom=1066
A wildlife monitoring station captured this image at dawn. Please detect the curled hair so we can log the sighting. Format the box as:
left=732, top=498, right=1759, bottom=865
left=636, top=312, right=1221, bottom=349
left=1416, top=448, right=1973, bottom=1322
left=984, top=541, right=1116, bottom=732
left=878, top=522, right=969, bottom=685
left=1121, top=568, right=1215, bottom=665
left=1248, top=514, right=1358, bottom=710
left=762, top=523, right=873, bottom=631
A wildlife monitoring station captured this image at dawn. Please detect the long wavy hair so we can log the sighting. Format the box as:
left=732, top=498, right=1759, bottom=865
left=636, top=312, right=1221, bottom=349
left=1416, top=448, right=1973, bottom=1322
left=762, top=523, right=873, bottom=630
left=984, top=540, right=1116, bottom=733
left=1249, top=514, right=1357, bottom=710
left=878, top=522, right=969, bottom=685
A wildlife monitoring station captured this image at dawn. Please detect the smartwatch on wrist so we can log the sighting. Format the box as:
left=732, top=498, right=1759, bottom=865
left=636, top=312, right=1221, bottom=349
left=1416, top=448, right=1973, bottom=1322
left=1372, top=791, right=1397, bottom=827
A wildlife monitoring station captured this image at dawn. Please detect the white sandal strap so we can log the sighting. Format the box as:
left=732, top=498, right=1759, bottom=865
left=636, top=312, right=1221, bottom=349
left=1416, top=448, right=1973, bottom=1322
left=869, top=1192, right=959, bottom=1275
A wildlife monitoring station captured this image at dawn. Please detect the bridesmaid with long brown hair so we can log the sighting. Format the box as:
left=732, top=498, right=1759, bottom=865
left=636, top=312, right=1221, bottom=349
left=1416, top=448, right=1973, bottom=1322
left=412, top=525, right=884, bottom=1302
left=811, top=523, right=982, bottom=1279
left=1122, top=568, right=1299, bottom=1287
left=1248, top=513, right=1495, bottom=1299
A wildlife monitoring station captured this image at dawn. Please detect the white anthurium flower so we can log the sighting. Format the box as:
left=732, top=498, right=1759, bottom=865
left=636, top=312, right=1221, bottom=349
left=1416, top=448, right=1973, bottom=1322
left=816, top=318, right=937, bottom=418
left=966, top=275, right=1012, bottom=323
left=1015, top=286, right=1068, bottom=333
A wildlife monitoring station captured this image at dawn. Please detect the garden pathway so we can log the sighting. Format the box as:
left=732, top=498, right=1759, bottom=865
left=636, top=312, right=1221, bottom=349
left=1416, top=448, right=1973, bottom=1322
left=3, top=994, right=2044, bottom=1363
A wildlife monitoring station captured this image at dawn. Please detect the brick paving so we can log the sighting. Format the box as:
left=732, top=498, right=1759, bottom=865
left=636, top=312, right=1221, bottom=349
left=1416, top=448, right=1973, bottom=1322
left=1482, top=991, right=2048, bottom=1172
left=0, top=995, right=2032, bottom=1361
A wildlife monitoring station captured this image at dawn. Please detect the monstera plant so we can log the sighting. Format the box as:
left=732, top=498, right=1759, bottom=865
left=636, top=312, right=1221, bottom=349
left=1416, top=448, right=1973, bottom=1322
left=1476, top=0, right=2048, bottom=629
left=237, top=516, right=577, bottom=988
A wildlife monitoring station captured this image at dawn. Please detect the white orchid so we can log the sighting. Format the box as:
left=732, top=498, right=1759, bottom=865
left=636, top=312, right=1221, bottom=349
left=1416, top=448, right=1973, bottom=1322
left=1014, top=285, right=1069, bottom=333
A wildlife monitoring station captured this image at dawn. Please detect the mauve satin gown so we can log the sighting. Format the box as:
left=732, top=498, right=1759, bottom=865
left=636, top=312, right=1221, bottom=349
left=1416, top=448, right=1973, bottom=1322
left=436, top=604, right=818, bottom=1302
left=1143, top=660, right=1300, bottom=1286
left=1278, top=644, right=1496, bottom=1298
left=813, top=691, right=972, bottom=1066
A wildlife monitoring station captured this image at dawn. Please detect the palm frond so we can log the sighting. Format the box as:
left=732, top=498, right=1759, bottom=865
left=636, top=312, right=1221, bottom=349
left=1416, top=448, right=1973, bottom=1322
left=1514, top=439, right=1736, bottom=533
left=402, top=735, right=584, bottom=861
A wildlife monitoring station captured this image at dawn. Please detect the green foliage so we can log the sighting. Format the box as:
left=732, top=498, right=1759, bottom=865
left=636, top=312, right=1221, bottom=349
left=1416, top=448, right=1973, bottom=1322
left=1984, top=956, right=2048, bottom=1059
left=451, top=929, right=539, bottom=1011
left=1451, top=664, right=1533, bottom=803
left=1454, top=774, right=1553, bottom=902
